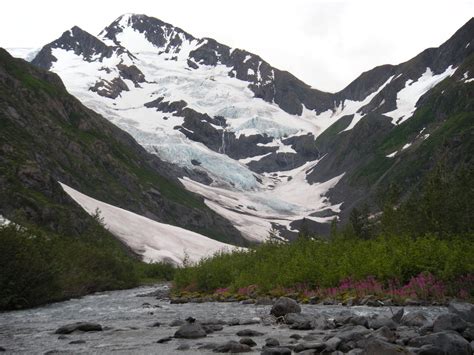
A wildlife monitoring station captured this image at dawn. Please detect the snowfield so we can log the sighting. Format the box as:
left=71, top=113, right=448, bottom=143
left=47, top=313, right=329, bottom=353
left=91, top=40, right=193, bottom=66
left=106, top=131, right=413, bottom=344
left=60, top=183, right=238, bottom=265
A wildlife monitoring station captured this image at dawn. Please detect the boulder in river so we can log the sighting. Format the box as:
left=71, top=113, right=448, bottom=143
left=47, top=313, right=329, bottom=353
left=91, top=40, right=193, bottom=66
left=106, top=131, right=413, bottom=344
left=174, top=321, right=207, bottom=339
left=270, top=297, right=301, bottom=318
left=293, top=341, right=326, bottom=352
left=237, top=329, right=265, bottom=337
left=214, top=340, right=251, bottom=353
left=401, top=311, right=430, bottom=327
left=55, top=322, right=102, bottom=334
left=239, top=338, right=257, bottom=347
left=433, top=313, right=468, bottom=333
left=408, top=331, right=472, bottom=355
left=157, top=336, right=173, bottom=343
left=265, top=338, right=280, bottom=347
left=360, top=338, right=411, bottom=355
left=448, top=301, right=474, bottom=323
left=391, top=308, right=404, bottom=324
left=368, top=317, right=397, bottom=330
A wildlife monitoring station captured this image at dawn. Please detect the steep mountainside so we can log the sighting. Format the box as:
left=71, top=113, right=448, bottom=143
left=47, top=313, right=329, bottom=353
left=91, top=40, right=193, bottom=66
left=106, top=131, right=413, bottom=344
left=0, top=48, right=246, bottom=261
left=26, top=15, right=474, bottom=239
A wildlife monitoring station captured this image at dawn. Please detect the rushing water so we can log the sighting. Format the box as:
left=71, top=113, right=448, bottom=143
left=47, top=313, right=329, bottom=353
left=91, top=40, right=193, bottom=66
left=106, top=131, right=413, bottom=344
left=0, top=284, right=448, bottom=354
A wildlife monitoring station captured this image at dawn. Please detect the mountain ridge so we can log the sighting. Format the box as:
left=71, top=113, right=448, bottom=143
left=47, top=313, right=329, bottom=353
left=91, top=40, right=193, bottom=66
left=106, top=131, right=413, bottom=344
left=22, top=14, right=474, bottom=240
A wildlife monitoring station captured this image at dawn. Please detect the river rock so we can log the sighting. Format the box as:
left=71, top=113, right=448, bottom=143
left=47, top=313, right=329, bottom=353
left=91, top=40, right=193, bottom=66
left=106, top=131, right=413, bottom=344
left=55, top=322, right=102, bottom=334
left=214, top=340, right=251, bottom=353
left=401, top=311, right=429, bottom=327
left=368, top=317, right=397, bottom=330
left=240, top=338, right=257, bottom=347
left=433, top=313, right=468, bottom=333
left=392, top=308, right=404, bottom=323
left=270, top=297, right=301, bottom=317
left=174, top=322, right=207, bottom=339
left=448, top=301, right=474, bottom=323
left=416, top=344, right=445, bottom=354
left=293, top=341, right=326, bottom=353
left=350, top=316, right=369, bottom=328
left=463, top=326, right=474, bottom=341
left=408, top=331, right=471, bottom=355
left=324, top=336, right=342, bottom=351
left=157, top=336, right=173, bottom=343
left=336, top=325, right=371, bottom=342
left=360, top=338, right=411, bottom=355
left=237, top=329, right=265, bottom=337
left=285, top=313, right=327, bottom=330
left=203, top=324, right=224, bottom=333
left=201, top=318, right=227, bottom=325
left=371, top=326, right=397, bottom=343
left=227, top=318, right=240, bottom=326
left=265, top=338, right=280, bottom=347
left=261, top=347, right=292, bottom=355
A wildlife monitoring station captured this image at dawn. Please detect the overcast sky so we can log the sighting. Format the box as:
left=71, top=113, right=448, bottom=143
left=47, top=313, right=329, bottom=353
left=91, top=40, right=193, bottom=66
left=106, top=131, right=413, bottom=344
left=1, top=0, right=472, bottom=92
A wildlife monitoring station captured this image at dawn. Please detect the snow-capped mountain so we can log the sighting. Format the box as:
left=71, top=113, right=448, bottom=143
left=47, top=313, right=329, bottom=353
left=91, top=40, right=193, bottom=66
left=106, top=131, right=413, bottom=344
left=28, top=14, right=474, bottom=240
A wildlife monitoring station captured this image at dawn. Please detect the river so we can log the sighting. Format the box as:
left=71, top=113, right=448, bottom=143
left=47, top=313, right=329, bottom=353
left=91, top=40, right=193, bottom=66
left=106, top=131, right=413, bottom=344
left=0, top=284, right=450, bottom=354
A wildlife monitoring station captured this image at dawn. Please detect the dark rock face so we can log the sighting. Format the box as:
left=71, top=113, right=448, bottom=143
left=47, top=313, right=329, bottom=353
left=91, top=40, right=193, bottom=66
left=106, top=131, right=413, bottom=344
left=55, top=322, right=102, bottom=334
left=174, top=322, right=207, bottom=339
left=270, top=297, right=301, bottom=318
left=116, top=63, right=145, bottom=86
left=32, top=26, right=116, bottom=70
left=89, top=77, right=129, bottom=99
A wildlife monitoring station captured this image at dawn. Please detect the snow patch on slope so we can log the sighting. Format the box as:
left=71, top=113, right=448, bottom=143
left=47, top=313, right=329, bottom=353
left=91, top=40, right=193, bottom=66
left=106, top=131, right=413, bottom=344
left=59, top=183, right=237, bottom=265
left=384, top=66, right=456, bottom=124
left=340, top=75, right=395, bottom=132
